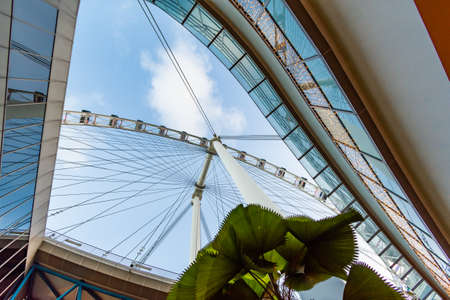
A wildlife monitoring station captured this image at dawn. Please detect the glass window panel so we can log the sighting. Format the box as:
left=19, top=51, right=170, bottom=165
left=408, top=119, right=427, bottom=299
left=0, top=192, right=33, bottom=231
left=392, top=257, right=411, bottom=277
left=306, top=58, right=352, bottom=111
left=13, top=0, right=57, bottom=33
left=2, top=124, right=43, bottom=153
left=8, top=50, right=51, bottom=80
left=11, top=19, right=55, bottom=57
left=210, top=29, right=245, bottom=68
left=404, top=270, right=421, bottom=290
left=284, top=127, right=312, bottom=158
left=267, top=105, right=297, bottom=137
left=184, top=5, right=221, bottom=46
left=380, top=245, right=401, bottom=267
left=356, top=218, right=378, bottom=240
left=368, top=232, right=389, bottom=254
left=350, top=201, right=367, bottom=218
left=413, top=281, right=432, bottom=299
left=315, top=167, right=340, bottom=194
left=153, top=0, right=195, bottom=23
left=337, top=111, right=381, bottom=159
left=266, top=0, right=316, bottom=59
left=299, top=147, right=327, bottom=177
left=249, top=80, right=281, bottom=116
left=364, top=155, right=405, bottom=197
left=426, top=293, right=442, bottom=300
left=391, top=193, right=429, bottom=234
left=231, top=55, right=264, bottom=91
left=0, top=163, right=38, bottom=197
left=327, top=185, right=354, bottom=211
left=7, top=79, right=48, bottom=103
left=4, top=103, right=46, bottom=130
left=1, top=144, right=41, bottom=174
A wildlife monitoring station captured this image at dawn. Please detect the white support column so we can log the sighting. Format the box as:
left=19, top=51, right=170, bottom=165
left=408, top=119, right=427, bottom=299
left=212, top=140, right=282, bottom=214
left=189, top=148, right=213, bottom=262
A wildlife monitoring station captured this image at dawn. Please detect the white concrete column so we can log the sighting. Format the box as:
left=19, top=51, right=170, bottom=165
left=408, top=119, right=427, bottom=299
left=189, top=149, right=213, bottom=262
left=189, top=195, right=201, bottom=262
left=212, top=140, right=282, bottom=214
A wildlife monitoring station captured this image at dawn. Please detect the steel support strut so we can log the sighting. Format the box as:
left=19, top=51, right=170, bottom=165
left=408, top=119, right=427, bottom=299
left=212, top=139, right=282, bottom=214
left=189, top=142, right=214, bottom=262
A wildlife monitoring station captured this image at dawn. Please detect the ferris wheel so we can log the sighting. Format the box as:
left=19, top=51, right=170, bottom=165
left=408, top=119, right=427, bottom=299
left=45, top=110, right=400, bottom=284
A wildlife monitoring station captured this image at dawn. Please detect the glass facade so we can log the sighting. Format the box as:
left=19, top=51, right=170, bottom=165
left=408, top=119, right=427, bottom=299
left=150, top=0, right=448, bottom=297
left=0, top=0, right=58, bottom=296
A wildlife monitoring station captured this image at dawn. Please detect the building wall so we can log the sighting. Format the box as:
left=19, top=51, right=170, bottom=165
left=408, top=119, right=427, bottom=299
left=0, top=0, right=78, bottom=296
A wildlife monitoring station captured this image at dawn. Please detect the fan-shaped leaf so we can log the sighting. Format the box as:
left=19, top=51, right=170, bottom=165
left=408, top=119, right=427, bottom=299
left=167, top=254, right=241, bottom=300
left=213, top=204, right=287, bottom=260
left=212, top=279, right=259, bottom=300
left=343, top=263, right=405, bottom=300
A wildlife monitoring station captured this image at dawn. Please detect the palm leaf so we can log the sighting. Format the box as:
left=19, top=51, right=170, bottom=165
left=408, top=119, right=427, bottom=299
left=213, top=204, right=287, bottom=260
left=167, top=254, right=241, bottom=300
left=343, top=263, right=405, bottom=300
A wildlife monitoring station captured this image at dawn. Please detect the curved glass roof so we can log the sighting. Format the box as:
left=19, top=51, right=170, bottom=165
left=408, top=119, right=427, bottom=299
left=147, top=0, right=448, bottom=298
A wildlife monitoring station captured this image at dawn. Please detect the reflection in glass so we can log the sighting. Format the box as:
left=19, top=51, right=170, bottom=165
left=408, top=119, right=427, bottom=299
left=185, top=5, right=221, bottom=46
left=356, top=218, right=378, bottom=240
left=284, top=126, right=312, bottom=158
left=210, top=30, right=245, bottom=68
left=299, top=147, right=327, bottom=177
left=315, top=167, right=340, bottom=194
left=392, top=257, right=411, bottom=278
left=8, top=50, right=51, bottom=80
left=380, top=245, right=402, bottom=267
left=231, top=55, right=264, bottom=91
left=153, top=0, right=195, bottom=23
left=266, top=0, right=316, bottom=59
left=306, top=58, right=351, bottom=111
left=13, top=0, right=57, bottom=33
left=11, top=19, right=55, bottom=57
left=327, top=185, right=354, bottom=210
left=267, top=104, right=297, bottom=137
left=7, top=79, right=49, bottom=103
left=249, top=80, right=281, bottom=116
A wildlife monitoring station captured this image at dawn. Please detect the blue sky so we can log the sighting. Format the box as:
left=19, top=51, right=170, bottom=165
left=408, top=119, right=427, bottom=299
left=64, top=0, right=310, bottom=178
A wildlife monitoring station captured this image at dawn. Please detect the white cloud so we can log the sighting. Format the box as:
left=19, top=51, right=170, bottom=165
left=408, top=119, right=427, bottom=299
left=65, top=92, right=105, bottom=111
left=139, top=41, right=246, bottom=137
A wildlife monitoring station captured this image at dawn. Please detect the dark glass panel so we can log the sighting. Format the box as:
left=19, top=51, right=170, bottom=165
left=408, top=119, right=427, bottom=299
left=4, top=103, right=45, bottom=129
left=184, top=5, right=221, bottom=46
left=7, top=78, right=49, bottom=103
left=392, top=257, right=411, bottom=278
left=356, top=218, right=378, bottom=240
left=380, top=245, right=401, bottom=267
left=8, top=49, right=51, bottom=80
left=0, top=163, right=38, bottom=197
left=1, top=144, right=41, bottom=174
left=315, top=167, right=340, bottom=194
left=153, top=0, right=195, bottom=23
left=210, top=29, right=245, bottom=68
left=368, top=231, right=389, bottom=254
left=230, top=55, right=264, bottom=92
left=299, top=147, right=327, bottom=177
left=267, top=104, right=297, bottom=138
left=13, top=0, right=57, bottom=33
left=249, top=80, right=281, bottom=116
left=266, top=0, right=316, bottom=59
left=11, top=19, right=55, bottom=57
left=284, top=126, right=312, bottom=158
left=2, top=124, right=43, bottom=153
left=337, top=111, right=381, bottom=159
left=327, top=185, right=354, bottom=210
left=306, top=58, right=351, bottom=111
left=364, top=154, right=405, bottom=196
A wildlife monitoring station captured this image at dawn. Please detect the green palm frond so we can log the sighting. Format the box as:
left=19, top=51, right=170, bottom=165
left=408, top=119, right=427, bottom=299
left=343, top=263, right=405, bottom=300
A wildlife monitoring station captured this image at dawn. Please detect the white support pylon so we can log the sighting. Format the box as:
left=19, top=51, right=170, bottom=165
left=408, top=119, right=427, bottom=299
left=212, top=139, right=283, bottom=215
left=189, top=145, right=214, bottom=263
